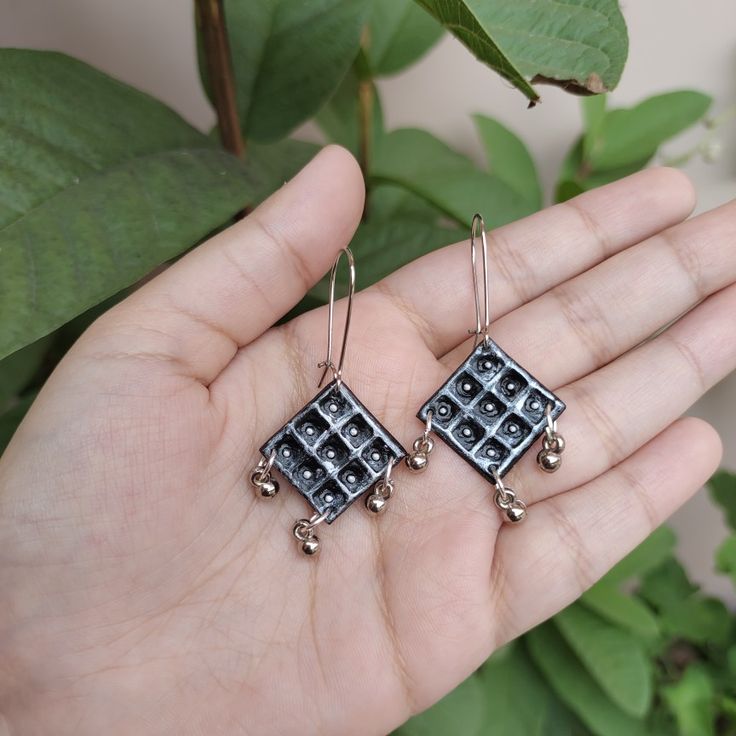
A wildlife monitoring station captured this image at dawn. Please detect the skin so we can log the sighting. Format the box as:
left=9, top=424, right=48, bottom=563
left=0, top=145, right=733, bottom=735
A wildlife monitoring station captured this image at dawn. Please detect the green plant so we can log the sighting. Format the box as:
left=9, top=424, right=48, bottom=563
left=0, top=2, right=730, bottom=733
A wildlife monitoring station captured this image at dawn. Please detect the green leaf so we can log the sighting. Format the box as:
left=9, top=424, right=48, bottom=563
left=477, top=642, right=580, bottom=735
left=581, top=584, right=660, bottom=641
left=715, top=534, right=736, bottom=578
left=315, top=67, right=384, bottom=157
left=708, top=470, right=736, bottom=529
left=367, top=0, right=443, bottom=75
left=582, top=94, right=607, bottom=158
left=414, top=0, right=628, bottom=103
left=0, top=336, right=53, bottom=410
left=473, top=114, right=542, bottom=210
left=527, top=623, right=646, bottom=736
left=368, top=184, right=445, bottom=223
left=587, top=91, right=712, bottom=170
left=214, top=0, right=370, bottom=142
left=0, top=49, right=212, bottom=231
left=0, top=391, right=37, bottom=455
left=0, top=149, right=258, bottom=359
left=638, top=558, right=698, bottom=611
left=555, top=603, right=652, bottom=717
left=659, top=596, right=733, bottom=647
left=600, top=526, right=677, bottom=586
left=372, top=128, right=534, bottom=228
left=393, top=673, right=485, bottom=736
left=662, top=666, right=716, bottom=736
left=247, top=139, right=321, bottom=192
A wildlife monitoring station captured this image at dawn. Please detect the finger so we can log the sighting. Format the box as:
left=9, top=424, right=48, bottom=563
left=85, top=145, right=365, bottom=384
left=373, top=167, right=695, bottom=357
left=507, top=282, right=736, bottom=504
left=490, top=416, right=722, bottom=643
left=440, top=198, right=736, bottom=385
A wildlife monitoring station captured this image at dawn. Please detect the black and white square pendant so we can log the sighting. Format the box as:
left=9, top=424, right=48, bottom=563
left=418, top=339, right=565, bottom=481
left=261, top=381, right=406, bottom=523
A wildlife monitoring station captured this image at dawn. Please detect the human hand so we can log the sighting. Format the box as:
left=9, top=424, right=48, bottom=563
left=1, top=146, right=732, bottom=735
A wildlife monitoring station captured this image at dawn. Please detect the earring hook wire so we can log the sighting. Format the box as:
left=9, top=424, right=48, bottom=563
left=318, top=247, right=355, bottom=388
left=470, top=213, right=491, bottom=347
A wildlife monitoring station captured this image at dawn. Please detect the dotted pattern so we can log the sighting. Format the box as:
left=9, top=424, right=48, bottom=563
left=418, top=339, right=565, bottom=482
left=261, top=381, right=406, bottom=523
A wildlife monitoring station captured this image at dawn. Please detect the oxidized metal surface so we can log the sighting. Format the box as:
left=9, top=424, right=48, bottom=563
left=418, top=339, right=565, bottom=481
left=261, top=380, right=405, bottom=523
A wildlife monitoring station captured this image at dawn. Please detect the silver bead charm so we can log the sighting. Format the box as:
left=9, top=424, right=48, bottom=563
left=405, top=451, right=429, bottom=473
left=537, top=404, right=565, bottom=473
left=293, top=510, right=329, bottom=557
left=300, top=537, right=320, bottom=556
left=491, top=468, right=527, bottom=523
left=365, top=493, right=388, bottom=514
left=250, top=452, right=279, bottom=498
left=406, top=415, right=434, bottom=473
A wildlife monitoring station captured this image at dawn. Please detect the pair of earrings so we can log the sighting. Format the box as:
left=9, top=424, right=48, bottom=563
left=249, top=215, right=566, bottom=556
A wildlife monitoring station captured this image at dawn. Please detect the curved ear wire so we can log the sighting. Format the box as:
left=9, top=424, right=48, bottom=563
left=470, top=213, right=491, bottom=347
left=318, top=247, right=355, bottom=388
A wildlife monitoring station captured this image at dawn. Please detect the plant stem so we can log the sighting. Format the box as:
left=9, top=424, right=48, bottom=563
left=196, top=0, right=244, bottom=158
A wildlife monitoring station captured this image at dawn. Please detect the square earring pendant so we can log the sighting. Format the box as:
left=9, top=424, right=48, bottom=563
left=417, top=338, right=565, bottom=482
left=261, top=379, right=406, bottom=523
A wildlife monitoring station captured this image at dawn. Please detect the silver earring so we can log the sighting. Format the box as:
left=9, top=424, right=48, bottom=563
left=249, top=248, right=406, bottom=556
left=406, top=214, right=567, bottom=523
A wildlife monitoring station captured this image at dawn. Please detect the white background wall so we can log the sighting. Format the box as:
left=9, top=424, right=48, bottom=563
left=2, top=0, right=735, bottom=600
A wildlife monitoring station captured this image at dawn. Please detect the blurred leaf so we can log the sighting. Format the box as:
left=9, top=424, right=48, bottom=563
left=393, top=672, right=485, bottom=736
left=414, top=0, right=628, bottom=103
left=600, top=526, right=677, bottom=586
left=715, top=535, right=736, bottom=578
left=473, top=114, right=542, bottom=210
left=0, top=336, right=53, bottom=410
left=310, top=217, right=463, bottom=303
left=708, top=470, right=736, bottom=529
left=212, top=0, right=369, bottom=142
left=581, top=584, right=659, bottom=641
left=638, top=558, right=698, bottom=611
left=587, top=91, right=712, bottom=170
left=555, top=137, right=650, bottom=202
left=315, top=67, right=384, bottom=156
left=477, top=642, right=580, bottom=735
left=582, top=95, right=607, bottom=157
left=0, top=149, right=261, bottom=360
left=662, top=666, right=716, bottom=736
left=367, top=0, right=443, bottom=76
left=659, top=597, right=733, bottom=647
left=527, top=623, right=646, bottom=736
left=247, top=138, right=321, bottom=193
left=555, top=603, right=652, bottom=717
left=372, top=128, right=534, bottom=228
left=368, top=184, right=444, bottom=223
left=0, top=391, right=37, bottom=455
left=0, top=49, right=211, bottom=231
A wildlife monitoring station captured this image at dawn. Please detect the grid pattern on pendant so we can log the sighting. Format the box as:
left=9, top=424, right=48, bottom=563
left=418, top=340, right=565, bottom=481
left=261, top=380, right=406, bottom=523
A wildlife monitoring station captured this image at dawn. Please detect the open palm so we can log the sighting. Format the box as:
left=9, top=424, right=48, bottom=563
left=1, top=146, right=733, bottom=735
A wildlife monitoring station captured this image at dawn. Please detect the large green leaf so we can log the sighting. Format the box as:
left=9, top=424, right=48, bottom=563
left=0, top=49, right=211, bottom=230
left=476, top=643, right=580, bottom=735
left=473, top=114, right=541, bottom=210
left=315, top=67, right=384, bottom=157
left=587, top=91, right=712, bottom=170
left=527, top=623, right=646, bottom=736
left=213, top=0, right=369, bottom=142
left=638, top=558, right=698, bottom=612
left=414, top=0, right=628, bottom=103
left=555, top=603, right=652, bottom=717
left=393, top=673, right=485, bottom=736
left=708, top=470, right=736, bottom=529
left=581, top=584, right=660, bottom=641
left=0, top=149, right=259, bottom=359
left=366, top=0, right=443, bottom=76
left=600, top=526, right=677, bottom=586
left=659, top=596, right=733, bottom=647
left=372, top=128, right=534, bottom=228
left=662, top=666, right=716, bottom=736
left=0, top=392, right=37, bottom=455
